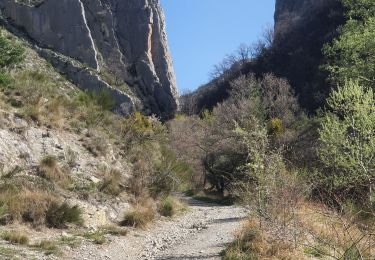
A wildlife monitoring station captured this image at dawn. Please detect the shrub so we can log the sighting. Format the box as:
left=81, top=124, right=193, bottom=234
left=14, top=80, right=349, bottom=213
left=158, top=196, right=186, bottom=217
left=317, top=81, right=375, bottom=200
left=75, top=90, right=115, bottom=111
left=39, top=155, right=73, bottom=189
left=121, top=206, right=155, bottom=228
left=222, top=220, right=264, bottom=260
left=0, top=186, right=54, bottom=226
left=99, top=168, right=124, bottom=196
left=267, top=118, right=284, bottom=138
left=150, top=147, right=192, bottom=198
left=0, top=73, right=12, bottom=89
left=0, top=30, right=24, bottom=69
left=64, top=147, right=78, bottom=168
left=45, top=202, right=82, bottom=228
left=1, top=232, right=29, bottom=245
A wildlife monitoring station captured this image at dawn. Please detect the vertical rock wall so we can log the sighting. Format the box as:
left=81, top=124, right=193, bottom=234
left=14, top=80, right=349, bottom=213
left=0, top=0, right=179, bottom=116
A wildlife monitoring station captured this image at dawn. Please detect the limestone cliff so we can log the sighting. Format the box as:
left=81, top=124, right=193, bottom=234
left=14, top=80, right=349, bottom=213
left=0, top=0, right=178, bottom=116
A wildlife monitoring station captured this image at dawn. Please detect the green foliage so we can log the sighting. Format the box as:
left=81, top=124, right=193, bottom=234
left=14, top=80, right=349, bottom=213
left=0, top=73, right=12, bottom=88
left=158, top=196, right=186, bottom=217
left=75, top=90, right=115, bottom=111
left=0, top=31, right=24, bottom=91
left=267, top=118, right=284, bottom=138
left=150, top=147, right=192, bottom=198
left=317, top=81, right=375, bottom=196
left=45, top=202, right=82, bottom=228
left=341, top=0, right=375, bottom=20
left=323, top=0, right=375, bottom=86
left=158, top=197, right=175, bottom=217
left=121, top=112, right=166, bottom=147
left=0, top=31, right=24, bottom=69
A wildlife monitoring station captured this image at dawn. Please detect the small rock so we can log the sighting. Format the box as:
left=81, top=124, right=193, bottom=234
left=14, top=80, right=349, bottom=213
left=90, top=176, right=101, bottom=184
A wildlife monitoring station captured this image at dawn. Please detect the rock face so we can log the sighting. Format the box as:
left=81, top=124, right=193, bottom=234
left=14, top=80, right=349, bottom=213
left=0, top=0, right=178, bottom=116
left=272, top=0, right=345, bottom=111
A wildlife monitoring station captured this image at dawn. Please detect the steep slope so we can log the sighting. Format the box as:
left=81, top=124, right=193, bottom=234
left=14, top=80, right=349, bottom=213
left=0, top=0, right=178, bottom=116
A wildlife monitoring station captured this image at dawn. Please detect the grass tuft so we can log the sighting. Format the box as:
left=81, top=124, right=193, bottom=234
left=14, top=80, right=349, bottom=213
left=1, top=232, right=29, bottom=245
left=158, top=196, right=187, bottom=217
left=121, top=206, right=155, bottom=229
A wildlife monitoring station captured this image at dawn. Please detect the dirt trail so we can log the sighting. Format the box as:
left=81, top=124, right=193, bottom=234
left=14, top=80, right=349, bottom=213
left=66, top=196, right=248, bottom=260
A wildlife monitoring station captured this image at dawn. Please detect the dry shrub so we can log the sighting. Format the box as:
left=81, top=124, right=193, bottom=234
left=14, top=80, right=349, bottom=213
left=0, top=189, right=54, bottom=226
left=121, top=202, right=156, bottom=229
left=223, top=218, right=302, bottom=259
left=99, top=168, right=124, bottom=196
left=1, top=232, right=29, bottom=245
left=39, top=155, right=73, bottom=189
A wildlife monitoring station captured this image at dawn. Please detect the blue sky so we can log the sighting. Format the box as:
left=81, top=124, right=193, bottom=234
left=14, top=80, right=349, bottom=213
left=160, top=0, right=276, bottom=92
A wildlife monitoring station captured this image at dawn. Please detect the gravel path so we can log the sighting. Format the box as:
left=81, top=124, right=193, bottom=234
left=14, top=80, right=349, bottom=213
left=66, top=197, right=248, bottom=260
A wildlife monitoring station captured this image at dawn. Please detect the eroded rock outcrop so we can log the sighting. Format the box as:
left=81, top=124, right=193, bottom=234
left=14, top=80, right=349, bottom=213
left=0, top=0, right=178, bottom=116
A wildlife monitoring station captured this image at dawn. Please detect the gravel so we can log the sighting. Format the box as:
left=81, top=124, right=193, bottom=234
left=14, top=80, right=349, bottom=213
left=65, top=196, right=248, bottom=260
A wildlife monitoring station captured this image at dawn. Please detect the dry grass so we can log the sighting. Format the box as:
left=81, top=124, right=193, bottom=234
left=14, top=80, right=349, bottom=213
left=233, top=201, right=375, bottom=259
left=39, top=155, right=73, bottom=189
left=32, top=240, right=61, bottom=256
left=296, top=202, right=375, bottom=259
left=1, top=232, right=29, bottom=245
left=99, top=168, right=124, bottom=196
left=222, top=218, right=303, bottom=260
left=0, top=188, right=54, bottom=226
left=121, top=204, right=156, bottom=229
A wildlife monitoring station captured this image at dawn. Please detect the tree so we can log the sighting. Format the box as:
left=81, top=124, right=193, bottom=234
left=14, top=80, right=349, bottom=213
left=317, top=81, right=375, bottom=199
left=322, top=0, right=375, bottom=87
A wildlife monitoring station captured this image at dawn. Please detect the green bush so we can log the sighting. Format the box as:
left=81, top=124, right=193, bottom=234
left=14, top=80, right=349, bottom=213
left=317, top=80, right=375, bottom=199
left=0, top=73, right=12, bottom=89
left=0, top=31, right=24, bottom=69
left=45, top=202, right=82, bottom=228
left=75, top=90, right=115, bottom=111
left=150, top=147, right=192, bottom=198
left=158, top=196, right=186, bottom=217
left=322, top=0, right=375, bottom=87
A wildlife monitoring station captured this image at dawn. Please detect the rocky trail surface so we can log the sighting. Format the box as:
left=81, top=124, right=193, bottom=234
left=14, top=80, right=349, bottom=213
left=66, top=196, right=248, bottom=260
